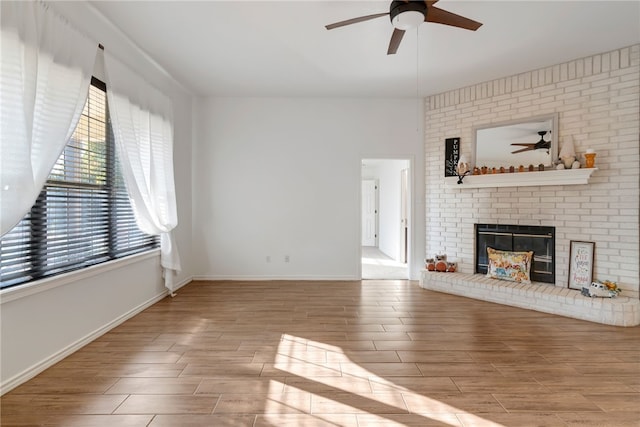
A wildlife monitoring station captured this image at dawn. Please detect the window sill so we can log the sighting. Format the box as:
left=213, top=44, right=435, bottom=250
left=444, top=167, right=597, bottom=189
left=0, top=249, right=160, bottom=304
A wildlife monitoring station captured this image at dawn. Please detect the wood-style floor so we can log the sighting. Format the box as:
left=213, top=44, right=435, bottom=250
left=2, top=280, right=639, bottom=427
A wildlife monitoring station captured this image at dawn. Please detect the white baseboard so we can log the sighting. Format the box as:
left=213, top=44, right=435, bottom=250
left=191, top=275, right=361, bottom=281
left=0, top=288, right=174, bottom=396
left=172, top=276, right=193, bottom=292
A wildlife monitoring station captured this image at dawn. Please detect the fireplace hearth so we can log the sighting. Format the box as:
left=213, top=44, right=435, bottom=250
left=475, top=224, right=555, bottom=284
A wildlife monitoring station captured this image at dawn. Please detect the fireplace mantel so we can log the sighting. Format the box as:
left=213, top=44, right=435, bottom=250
left=444, top=168, right=597, bottom=189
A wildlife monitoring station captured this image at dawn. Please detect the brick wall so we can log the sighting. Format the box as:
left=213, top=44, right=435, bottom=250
left=425, top=45, right=639, bottom=299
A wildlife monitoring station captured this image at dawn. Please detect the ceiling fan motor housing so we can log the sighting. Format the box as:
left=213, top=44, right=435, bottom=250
left=390, top=1, right=427, bottom=30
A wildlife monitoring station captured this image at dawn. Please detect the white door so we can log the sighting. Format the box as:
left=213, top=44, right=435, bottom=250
left=400, top=168, right=409, bottom=263
left=361, top=180, right=377, bottom=246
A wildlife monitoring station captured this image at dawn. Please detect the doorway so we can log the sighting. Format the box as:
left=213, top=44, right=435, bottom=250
left=361, top=159, right=410, bottom=280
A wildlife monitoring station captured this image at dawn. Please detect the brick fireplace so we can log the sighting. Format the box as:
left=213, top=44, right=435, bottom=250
left=422, top=45, right=639, bottom=325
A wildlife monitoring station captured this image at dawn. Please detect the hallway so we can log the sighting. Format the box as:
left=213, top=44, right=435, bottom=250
left=361, top=247, right=408, bottom=280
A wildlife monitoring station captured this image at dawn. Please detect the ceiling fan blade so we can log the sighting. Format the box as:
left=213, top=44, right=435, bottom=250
left=511, top=147, right=534, bottom=154
left=325, top=12, right=389, bottom=30
left=425, top=6, right=482, bottom=31
left=387, top=28, right=405, bottom=55
left=510, top=143, right=535, bottom=147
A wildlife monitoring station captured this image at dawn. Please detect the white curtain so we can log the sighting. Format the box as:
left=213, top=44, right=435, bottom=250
left=0, top=1, right=97, bottom=236
left=103, top=52, right=181, bottom=293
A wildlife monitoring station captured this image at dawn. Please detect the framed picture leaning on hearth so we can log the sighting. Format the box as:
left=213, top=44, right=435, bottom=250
left=568, top=240, right=595, bottom=290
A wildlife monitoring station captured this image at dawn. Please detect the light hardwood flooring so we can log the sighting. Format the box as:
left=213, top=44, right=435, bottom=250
left=2, top=280, right=639, bottom=426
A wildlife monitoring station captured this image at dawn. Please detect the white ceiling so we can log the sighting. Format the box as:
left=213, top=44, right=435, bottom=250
left=89, top=1, right=640, bottom=98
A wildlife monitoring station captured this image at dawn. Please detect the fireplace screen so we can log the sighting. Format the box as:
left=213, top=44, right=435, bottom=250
left=475, top=224, right=555, bottom=284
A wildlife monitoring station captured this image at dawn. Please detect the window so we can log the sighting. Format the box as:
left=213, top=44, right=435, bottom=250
left=0, top=78, right=159, bottom=290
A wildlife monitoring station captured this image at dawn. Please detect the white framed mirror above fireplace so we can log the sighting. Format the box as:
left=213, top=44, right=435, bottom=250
left=472, top=113, right=558, bottom=169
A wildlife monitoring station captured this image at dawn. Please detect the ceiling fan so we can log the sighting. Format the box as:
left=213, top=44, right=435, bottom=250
left=325, top=0, right=482, bottom=55
left=511, top=131, right=551, bottom=154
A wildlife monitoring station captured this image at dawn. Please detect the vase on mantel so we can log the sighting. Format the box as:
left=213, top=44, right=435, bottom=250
left=584, top=149, right=596, bottom=168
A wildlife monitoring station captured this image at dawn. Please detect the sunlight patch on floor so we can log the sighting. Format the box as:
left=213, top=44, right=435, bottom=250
left=268, top=334, right=506, bottom=427
left=361, top=256, right=405, bottom=267
left=361, top=247, right=408, bottom=280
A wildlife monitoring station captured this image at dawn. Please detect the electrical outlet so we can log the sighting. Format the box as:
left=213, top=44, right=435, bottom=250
left=284, top=255, right=290, bottom=263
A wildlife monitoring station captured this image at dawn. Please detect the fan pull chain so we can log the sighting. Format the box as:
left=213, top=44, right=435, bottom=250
left=416, top=27, right=420, bottom=133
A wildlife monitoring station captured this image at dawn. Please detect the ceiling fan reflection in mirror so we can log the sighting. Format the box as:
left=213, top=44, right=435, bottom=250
left=325, top=0, right=482, bottom=55
left=511, top=131, right=552, bottom=154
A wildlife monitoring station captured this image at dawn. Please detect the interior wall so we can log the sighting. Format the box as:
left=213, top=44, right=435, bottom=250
left=425, top=45, right=639, bottom=298
left=1, top=3, right=194, bottom=392
left=193, top=97, right=425, bottom=281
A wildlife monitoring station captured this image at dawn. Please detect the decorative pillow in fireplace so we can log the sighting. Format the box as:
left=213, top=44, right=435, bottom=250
left=486, top=247, right=533, bottom=284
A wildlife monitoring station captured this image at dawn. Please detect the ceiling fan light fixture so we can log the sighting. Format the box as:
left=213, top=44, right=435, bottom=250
left=389, top=0, right=427, bottom=30
left=392, top=11, right=424, bottom=30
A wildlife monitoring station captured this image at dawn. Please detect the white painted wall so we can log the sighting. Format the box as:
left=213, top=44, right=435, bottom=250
left=193, top=97, right=425, bottom=281
left=0, top=3, right=194, bottom=392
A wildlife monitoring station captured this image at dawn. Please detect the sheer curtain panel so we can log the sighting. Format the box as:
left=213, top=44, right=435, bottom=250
left=103, top=52, right=181, bottom=292
left=0, top=1, right=96, bottom=236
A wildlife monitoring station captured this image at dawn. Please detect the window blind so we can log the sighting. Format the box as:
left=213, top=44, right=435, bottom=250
left=0, top=78, right=158, bottom=289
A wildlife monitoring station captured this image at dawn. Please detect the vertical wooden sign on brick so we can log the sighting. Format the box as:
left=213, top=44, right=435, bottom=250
left=444, top=137, right=460, bottom=177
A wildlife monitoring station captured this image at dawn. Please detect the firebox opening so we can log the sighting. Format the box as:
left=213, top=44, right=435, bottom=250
left=475, top=224, right=555, bottom=284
